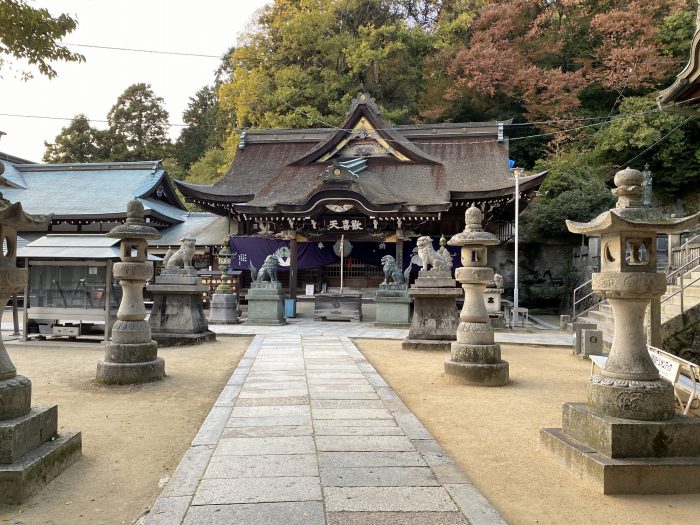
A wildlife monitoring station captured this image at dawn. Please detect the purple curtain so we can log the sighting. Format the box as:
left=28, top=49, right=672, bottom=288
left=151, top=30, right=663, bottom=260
left=228, top=236, right=338, bottom=271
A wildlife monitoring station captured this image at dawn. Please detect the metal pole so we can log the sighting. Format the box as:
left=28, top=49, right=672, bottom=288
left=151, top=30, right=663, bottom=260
left=340, top=234, right=344, bottom=294
left=514, top=169, right=520, bottom=309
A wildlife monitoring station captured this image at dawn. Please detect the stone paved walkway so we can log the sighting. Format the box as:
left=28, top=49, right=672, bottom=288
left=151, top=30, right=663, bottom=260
left=145, top=335, right=506, bottom=525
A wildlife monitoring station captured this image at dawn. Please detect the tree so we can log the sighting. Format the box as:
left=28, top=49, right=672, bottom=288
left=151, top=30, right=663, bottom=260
left=523, top=149, right=616, bottom=241
left=448, top=0, right=694, bottom=124
left=218, top=0, right=434, bottom=130
left=186, top=146, right=233, bottom=186
left=107, top=83, right=171, bottom=161
left=174, top=86, right=225, bottom=171
left=43, top=114, right=109, bottom=163
left=0, top=0, right=84, bottom=79
left=594, top=96, right=700, bottom=196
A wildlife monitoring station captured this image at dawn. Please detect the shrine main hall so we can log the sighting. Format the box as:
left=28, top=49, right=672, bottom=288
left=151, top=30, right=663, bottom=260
left=176, top=93, right=546, bottom=297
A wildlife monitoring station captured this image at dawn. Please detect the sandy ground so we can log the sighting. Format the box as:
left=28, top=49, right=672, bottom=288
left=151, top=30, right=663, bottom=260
left=0, top=336, right=251, bottom=525
left=355, top=339, right=700, bottom=525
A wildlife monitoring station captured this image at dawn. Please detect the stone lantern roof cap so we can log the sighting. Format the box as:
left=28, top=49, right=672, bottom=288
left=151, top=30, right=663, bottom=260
left=447, top=205, right=500, bottom=246
left=106, top=199, right=161, bottom=240
left=0, top=192, right=52, bottom=229
left=567, top=167, right=700, bottom=235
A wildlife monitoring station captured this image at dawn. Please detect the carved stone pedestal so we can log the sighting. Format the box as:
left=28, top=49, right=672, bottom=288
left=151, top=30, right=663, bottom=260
left=246, top=282, right=287, bottom=325
left=402, top=271, right=460, bottom=351
left=148, top=269, right=216, bottom=345
left=375, top=284, right=411, bottom=327
left=208, top=293, right=239, bottom=324
left=541, top=403, right=700, bottom=494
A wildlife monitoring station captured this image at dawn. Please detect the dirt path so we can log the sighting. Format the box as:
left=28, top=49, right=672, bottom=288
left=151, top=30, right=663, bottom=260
left=0, top=336, right=251, bottom=525
left=355, top=339, right=700, bottom=525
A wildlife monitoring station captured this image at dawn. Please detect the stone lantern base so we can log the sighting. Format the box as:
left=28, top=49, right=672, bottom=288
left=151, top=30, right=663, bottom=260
left=0, top=379, right=81, bottom=503
left=96, top=320, right=165, bottom=384
left=444, top=346, right=509, bottom=386
left=541, top=402, right=700, bottom=494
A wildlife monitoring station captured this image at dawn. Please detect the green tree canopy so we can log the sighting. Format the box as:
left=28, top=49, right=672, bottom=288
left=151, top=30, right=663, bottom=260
left=0, top=0, right=84, bottom=79
left=218, top=0, right=434, bottom=130
left=107, top=83, right=171, bottom=161
left=43, top=114, right=108, bottom=163
left=174, top=86, right=225, bottom=171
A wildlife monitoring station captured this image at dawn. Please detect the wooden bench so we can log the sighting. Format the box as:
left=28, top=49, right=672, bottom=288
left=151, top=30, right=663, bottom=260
left=590, top=347, right=700, bottom=416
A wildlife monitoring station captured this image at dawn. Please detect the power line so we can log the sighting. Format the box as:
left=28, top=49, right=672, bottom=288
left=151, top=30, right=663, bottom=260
left=65, top=43, right=222, bottom=59
left=622, top=116, right=692, bottom=167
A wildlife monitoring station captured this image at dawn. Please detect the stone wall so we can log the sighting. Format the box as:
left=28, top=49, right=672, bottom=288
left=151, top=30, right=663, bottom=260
left=489, top=242, right=581, bottom=313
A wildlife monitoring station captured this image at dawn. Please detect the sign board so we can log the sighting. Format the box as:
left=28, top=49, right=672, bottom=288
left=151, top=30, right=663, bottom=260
left=324, top=218, right=366, bottom=231
left=648, top=347, right=680, bottom=382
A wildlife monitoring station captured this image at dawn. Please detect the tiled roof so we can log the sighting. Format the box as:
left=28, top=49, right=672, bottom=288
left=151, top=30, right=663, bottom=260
left=176, top=94, right=539, bottom=214
left=0, top=159, right=186, bottom=223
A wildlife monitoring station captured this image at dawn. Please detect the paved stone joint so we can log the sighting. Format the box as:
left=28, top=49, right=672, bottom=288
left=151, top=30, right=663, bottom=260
left=146, top=335, right=506, bottom=525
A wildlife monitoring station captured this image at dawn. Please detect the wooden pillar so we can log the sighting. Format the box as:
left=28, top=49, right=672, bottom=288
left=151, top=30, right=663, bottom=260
left=396, top=238, right=404, bottom=269
left=289, top=236, right=298, bottom=300
left=11, top=294, right=19, bottom=336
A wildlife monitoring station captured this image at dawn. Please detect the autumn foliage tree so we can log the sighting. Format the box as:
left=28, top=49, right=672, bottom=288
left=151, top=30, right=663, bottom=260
left=448, top=0, right=693, bottom=123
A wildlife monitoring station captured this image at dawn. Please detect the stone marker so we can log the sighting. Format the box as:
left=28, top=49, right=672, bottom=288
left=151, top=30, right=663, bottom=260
left=375, top=255, right=411, bottom=326
left=209, top=238, right=239, bottom=325
left=444, top=205, right=508, bottom=386
left=246, top=252, right=287, bottom=325
left=0, top=192, right=81, bottom=503
left=148, top=237, right=216, bottom=345
left=402, top=236, right=461, bottom=351
left=96, top=199, right=165, bottom=384
left=541, top=167, right=700, bottom=494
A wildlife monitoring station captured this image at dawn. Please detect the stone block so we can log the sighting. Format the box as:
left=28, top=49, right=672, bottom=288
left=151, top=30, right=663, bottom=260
left=319, top=451, right=426, bottom=468
left=183, top=502, right=325, bottom=525
left=192, top=476, right=322, bottom=505
left=208, top=293, right=239, bottom=324
left=375, top=292, right=411, bottom=326
left=405, top=287, right=460, bottom=347
left=443, top=360, right=509, bottom=386
left=316, top=435, right=414, bottom=452
left=104, top=341, right=158, bottom=363
left=215, top=436, right=315, bottom=456
left=0, top=405, right=57, bottom=464
left=561, top=402, right=700, bottom=458
left=0, top=431, right=81, bottom=504
left=245, top=289, right=286, bottom=325
left=326, top=512, right=469, bottom=525
left=402, top=340, right=452, bottom=352
left=588, top=375, right=675, bottom=421
left=321, top=466, right=438, bottom=487
left=450, top=342, right=500, bottom=364
left=204, top=453, right=318, bottom=478
left=0, top=375, right=31, bottom=420
left=540, top=427, right=700, bottom=494
left=324, top=486, right=457, bottom=512
left=95, top=357, right=165, bottom=385
left=149, top=287, right=215, bottom=345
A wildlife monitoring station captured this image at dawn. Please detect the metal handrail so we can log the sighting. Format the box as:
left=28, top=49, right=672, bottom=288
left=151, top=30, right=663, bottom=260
left=661, top=254, right=700, bottom=319
left=572, top=278, right=604, bottom=320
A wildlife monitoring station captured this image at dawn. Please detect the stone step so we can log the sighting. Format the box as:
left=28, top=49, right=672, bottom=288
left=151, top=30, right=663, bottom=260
left=586, top=309, right=614, bottom=325
left=662, top=293, right=700, bottom=308
left=576, top=315, right=614, bottom=341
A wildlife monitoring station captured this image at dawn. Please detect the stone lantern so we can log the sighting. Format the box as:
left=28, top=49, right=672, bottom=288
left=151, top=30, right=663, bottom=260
left=208, top=237, right=239, bottom=324
left=541, top=167, right=700, bottom=494
left=96, top=199, right=165, bottom=384
left=0, top=193, right=81, bottom=503
left=445, top=205, right=508, bottom=386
